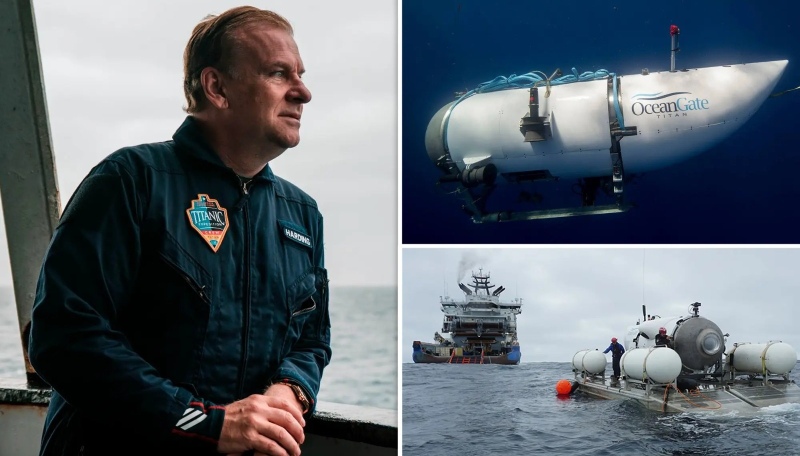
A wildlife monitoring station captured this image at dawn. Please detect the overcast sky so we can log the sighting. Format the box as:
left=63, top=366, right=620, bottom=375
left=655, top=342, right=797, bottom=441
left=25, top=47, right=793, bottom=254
left=402, top=247, right=800, bottom=363
left=0, top=0, right=396, bottom=288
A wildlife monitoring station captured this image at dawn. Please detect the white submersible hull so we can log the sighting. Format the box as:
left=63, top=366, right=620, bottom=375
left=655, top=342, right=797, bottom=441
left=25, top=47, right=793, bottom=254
left=566, top=303, right=800, bottom=413
left=425, top=60, right=789, bottom=222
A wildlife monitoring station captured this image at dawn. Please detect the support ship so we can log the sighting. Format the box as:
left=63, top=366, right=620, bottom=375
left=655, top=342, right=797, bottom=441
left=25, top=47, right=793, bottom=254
left=412, top=270, right=522, bottom=365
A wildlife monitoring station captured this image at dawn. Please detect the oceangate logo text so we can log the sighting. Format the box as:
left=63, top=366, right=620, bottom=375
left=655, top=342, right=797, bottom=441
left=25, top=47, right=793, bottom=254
left=630, top=91, right=710, bottom=118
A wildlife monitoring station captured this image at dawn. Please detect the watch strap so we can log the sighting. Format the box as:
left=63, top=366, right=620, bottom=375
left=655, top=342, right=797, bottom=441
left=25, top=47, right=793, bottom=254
left=279, top=379, right=311, bottom=414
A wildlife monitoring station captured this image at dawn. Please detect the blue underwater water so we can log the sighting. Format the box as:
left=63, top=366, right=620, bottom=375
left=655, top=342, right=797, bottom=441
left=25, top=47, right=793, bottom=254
left=402, top=0, right=800, bottom=244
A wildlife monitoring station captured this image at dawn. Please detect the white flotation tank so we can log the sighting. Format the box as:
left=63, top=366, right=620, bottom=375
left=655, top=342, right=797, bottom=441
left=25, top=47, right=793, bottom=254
left=572, top=349, right=607, bottom=374
left=729, top=342, right=797, bottom=375
left=621, top=347, right=682, bottom=383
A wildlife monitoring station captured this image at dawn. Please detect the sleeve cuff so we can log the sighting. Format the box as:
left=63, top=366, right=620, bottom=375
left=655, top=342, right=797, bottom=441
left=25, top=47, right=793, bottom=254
left=168, top=390, right=226, bottom=450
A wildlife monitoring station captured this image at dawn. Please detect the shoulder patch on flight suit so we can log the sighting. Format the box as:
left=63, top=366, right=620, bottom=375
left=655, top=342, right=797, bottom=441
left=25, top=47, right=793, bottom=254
left=186, top=194, right=229, bottom=252
left=278, top=219, right=312, bottom=248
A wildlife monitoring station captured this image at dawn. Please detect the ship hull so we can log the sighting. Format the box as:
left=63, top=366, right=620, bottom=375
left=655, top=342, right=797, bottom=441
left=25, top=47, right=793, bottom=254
left=411, top=352, right=520, bottom=365
left=412, top=343, right=521, bottom=365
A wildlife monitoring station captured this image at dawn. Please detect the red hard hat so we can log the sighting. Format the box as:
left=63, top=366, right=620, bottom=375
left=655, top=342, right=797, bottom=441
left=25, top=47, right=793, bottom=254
left=659, top=327, right=667, bottom=334
left=611, top=337, right=617, bottom=343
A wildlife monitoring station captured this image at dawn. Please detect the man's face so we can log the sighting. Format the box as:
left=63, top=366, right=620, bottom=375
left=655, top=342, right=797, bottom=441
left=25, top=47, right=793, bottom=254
left=224, top=25, right=311, bottom=154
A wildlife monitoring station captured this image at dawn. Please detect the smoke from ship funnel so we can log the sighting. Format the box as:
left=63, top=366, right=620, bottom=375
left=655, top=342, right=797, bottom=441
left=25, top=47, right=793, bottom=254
left=456, top=252, right=487, bottom=282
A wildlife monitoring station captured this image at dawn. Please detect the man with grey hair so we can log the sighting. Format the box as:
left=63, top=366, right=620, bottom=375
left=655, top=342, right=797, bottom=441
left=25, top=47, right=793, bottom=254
left=29, top=6, right=330, bottom=456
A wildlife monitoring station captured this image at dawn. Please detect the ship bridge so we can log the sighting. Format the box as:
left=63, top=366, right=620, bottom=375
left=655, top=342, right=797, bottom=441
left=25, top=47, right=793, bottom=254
left=439, top=269, right=522, bottom=350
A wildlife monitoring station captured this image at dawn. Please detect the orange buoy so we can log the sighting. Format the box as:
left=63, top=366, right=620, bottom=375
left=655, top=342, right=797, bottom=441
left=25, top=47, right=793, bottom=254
left=556, top=379, right=573, bottom=396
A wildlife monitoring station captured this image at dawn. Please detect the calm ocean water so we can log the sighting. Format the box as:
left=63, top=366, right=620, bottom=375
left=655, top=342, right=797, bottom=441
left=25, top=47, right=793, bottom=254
left=403, top=362, right=800, bottom=455
left=0, top=285, right=397, bottom=410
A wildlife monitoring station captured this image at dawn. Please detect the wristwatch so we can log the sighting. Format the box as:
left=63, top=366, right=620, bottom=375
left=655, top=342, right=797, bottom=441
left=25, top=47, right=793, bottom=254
left=280, top=379, right=311, bottom=414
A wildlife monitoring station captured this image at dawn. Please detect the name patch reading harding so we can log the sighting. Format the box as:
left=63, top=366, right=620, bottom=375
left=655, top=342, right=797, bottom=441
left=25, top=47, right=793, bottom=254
left=278, top=220, right=312, bottom=248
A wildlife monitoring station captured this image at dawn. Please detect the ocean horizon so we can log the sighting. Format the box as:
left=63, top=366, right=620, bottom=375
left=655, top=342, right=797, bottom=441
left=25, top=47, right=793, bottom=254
left=0, top=284, right=397, bottom=410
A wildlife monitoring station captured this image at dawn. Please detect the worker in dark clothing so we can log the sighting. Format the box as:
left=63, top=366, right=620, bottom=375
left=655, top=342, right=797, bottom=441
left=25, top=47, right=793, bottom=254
left=655, top=327, right=673, bottom=348
left=603, top=337, right=625, bottom=378
left=27, top=7, right=328, bottom=456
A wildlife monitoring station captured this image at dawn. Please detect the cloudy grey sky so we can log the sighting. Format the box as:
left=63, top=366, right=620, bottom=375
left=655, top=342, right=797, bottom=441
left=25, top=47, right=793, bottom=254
left=402, top=247, right=800, bottom=363
left=0, top=0, right=396, bottom=287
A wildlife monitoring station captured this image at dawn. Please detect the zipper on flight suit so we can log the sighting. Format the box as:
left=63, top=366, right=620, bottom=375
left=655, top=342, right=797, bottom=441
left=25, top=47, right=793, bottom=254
left=182, top=276, right=210, bottom=305
left=158, top=253, right=210, bottom=305
left=233, top=181, right=251, bottom=210
left=291, top=295, right=316, bottom=317
left=236, top=178, right=252, bottom=398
